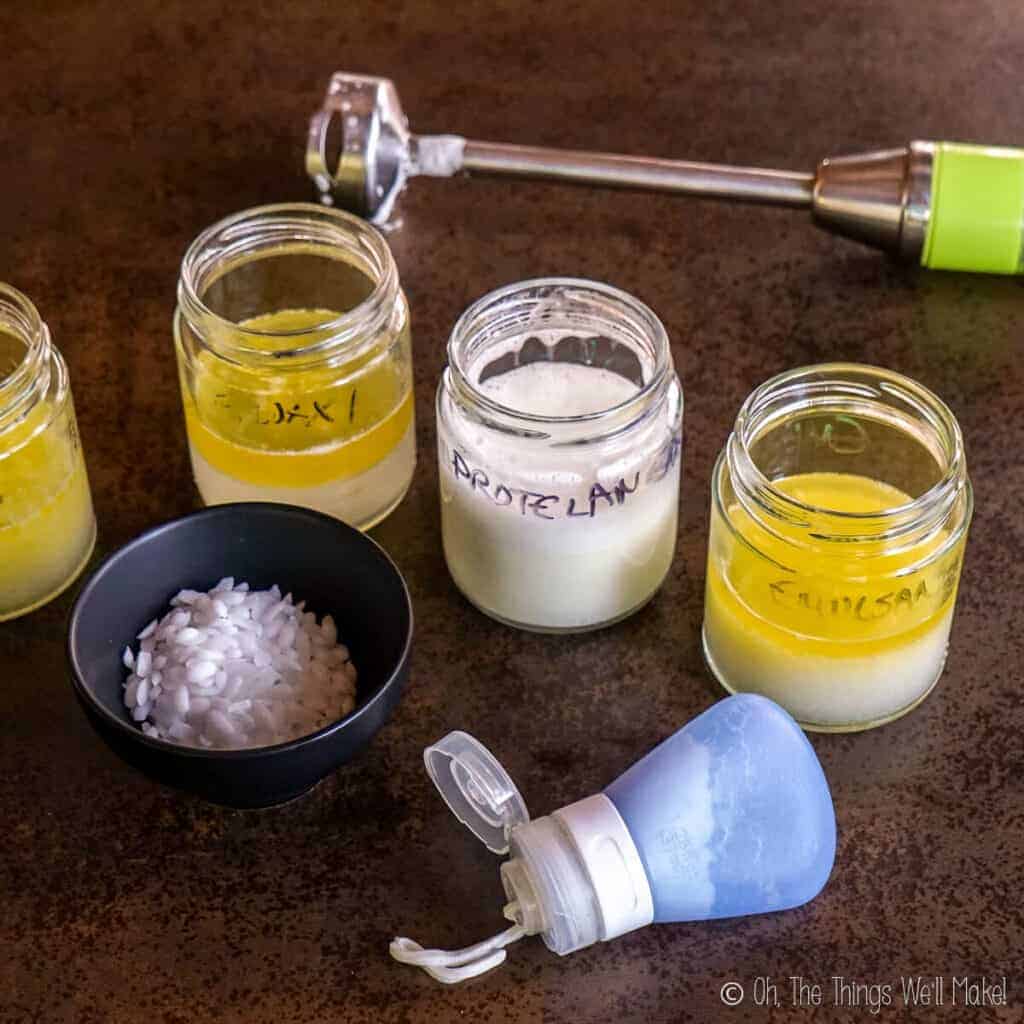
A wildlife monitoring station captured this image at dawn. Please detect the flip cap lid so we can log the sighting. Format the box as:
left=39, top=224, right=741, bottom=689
left=424, top=731, right=530, bottom=854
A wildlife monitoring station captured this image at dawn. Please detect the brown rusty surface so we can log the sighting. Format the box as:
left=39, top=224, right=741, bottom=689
left=1, top=2, right=1022, bottom=1021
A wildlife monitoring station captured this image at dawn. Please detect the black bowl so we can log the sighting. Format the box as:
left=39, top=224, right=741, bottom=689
left=68, top=503, right=412, bottom=809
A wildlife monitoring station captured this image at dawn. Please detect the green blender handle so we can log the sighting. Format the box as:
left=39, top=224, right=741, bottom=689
left=921, top=143, right=1024, bottom=272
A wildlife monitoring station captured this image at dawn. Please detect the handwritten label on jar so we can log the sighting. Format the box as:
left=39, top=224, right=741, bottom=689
left=213, top=390, right=359, bottom=431
left=767, top=554, right=962, bottom=623
left=449, top=448, right=642, bottom=521
left=256, top=398, right=341, bottom=427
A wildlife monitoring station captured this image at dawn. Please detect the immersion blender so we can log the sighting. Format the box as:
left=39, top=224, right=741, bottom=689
left=307, top=72, right=1024, bottom=275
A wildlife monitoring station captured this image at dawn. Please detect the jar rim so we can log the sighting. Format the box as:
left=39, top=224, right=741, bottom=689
left=712, top=447, right=973, bottom=579
left=446, top=277, right=672, bottom=427
left=0, top=282, right=52, bottom=430
left=728, top=362, right=968, bottom=535
left=0, top=281, right=43, bottom=374
left=176, top=202, right=401, bottom=363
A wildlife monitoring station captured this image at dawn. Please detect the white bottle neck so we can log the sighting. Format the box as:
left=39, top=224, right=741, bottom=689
left=501, top=793, right=654, bottom=955
left=556, top=793, right=655, bottom=939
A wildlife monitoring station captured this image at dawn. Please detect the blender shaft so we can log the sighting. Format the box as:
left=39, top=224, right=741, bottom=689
left=456, top=139, right=815, bottom=208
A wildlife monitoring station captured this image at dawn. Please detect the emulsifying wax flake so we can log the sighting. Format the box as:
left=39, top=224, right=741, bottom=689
left=123, top=579, right=357, bottom=749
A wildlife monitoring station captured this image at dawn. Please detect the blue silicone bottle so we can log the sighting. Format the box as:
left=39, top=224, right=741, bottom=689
left=391, top=694, right=837, bottom=984
left=605, top=693, right=836, bottom=922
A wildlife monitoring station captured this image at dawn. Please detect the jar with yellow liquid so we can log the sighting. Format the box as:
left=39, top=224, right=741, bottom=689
left=703, top=364, right=972, bottom=731
left=0, top=284, right=96, bottom=620
left=174, top=204, right=415, bottom=529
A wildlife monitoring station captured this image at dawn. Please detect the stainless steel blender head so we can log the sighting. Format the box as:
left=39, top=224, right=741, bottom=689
left=307, top=74, right=413, bottom=225
left=307, top=72, right=1024, bottom=275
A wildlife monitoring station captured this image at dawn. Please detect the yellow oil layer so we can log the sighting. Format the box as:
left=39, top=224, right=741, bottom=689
left=0, top=402, right=96, bottom=619
left=181, top=308, right=413, bottom=488
left=706, top=472, right=965, bottom=658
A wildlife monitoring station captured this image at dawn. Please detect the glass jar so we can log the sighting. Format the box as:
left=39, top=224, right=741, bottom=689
left=437, top=278, right=683, bottom=633
left=174, top=203, right=415, bottom=530
left=703, top=363, right=972, bottom=732
left=0, top=284, right=96, bottom=620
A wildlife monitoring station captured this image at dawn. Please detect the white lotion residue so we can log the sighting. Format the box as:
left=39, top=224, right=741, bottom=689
left=189, top=421, right=415, bottom=531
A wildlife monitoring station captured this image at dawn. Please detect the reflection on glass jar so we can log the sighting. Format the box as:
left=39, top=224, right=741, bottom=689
left=174, top=204, right=415, bottom=530
left=0, top=284, right=96, bottom=620
left=703, top=363, right=972, bottom=732
left=437, top=278, right=683, bottom=633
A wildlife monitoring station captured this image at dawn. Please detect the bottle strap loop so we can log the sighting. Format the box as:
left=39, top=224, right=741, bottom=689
left=389, top=925, right=525, bottom=984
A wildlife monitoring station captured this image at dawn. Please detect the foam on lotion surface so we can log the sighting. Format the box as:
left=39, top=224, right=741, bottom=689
left=479, top=362, right=639, bottom=417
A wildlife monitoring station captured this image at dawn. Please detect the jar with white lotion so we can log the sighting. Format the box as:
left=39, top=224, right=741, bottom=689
left=437, top=278, right=683, bottom=632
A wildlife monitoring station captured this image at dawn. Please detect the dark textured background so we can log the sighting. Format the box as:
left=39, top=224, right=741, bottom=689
left=1, top=2, right=1022, bottom=1021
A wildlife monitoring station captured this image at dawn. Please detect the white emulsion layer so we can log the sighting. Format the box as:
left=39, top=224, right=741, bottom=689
left=188, top=421, right=416, bottom=531
left=440, top=362, right=680, bottom=631
left=702, top=602, right=954, bottom=729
